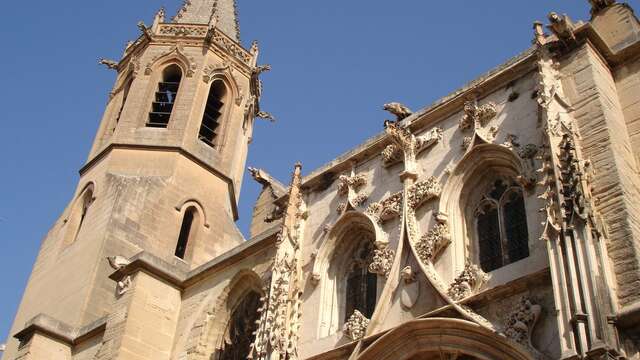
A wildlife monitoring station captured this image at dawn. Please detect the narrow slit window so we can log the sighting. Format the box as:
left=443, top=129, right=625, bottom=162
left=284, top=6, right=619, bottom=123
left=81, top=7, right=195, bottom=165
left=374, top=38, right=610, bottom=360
left=199, top=80, right=227, bottom=147
left=113, top=76, right=133, bottom=131
left=147, top=65, right=182, bottom=128
left=175, top=207, right=197, bottom=259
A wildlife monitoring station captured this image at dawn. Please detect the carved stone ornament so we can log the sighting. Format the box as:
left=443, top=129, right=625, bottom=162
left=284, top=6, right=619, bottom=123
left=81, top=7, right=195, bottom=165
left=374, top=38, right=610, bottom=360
left=98, top=58, right=118, bottom=70
left=343, top=310, right=370, bottom=340
left=366, top=191, right=402, bottom=223
left=400, top=266, right=419, bottom=309
left=547, top=12, right=576, bottom=43
left=447, top=261, right=489, bottom=301
left=504, top=298, right=543, bottom=357
left=117, top=276, right=132, bottom=295
left=203, top=60, right=233, bottom=82
left=383, top=102, right=412, bottom=121
left=459, top=101, right=497, bottom=130
left=416, top=222, right=450, bottom=264
left=407, top=176, right=442, bottom=209
left=589, top=0, right=616, bottom=14
left=337, top=174, right=366, bottom=195
left=368, top=247, right=395, bottom=278
left=145, top=45, right=197, bottom=77
left=382, top=126, right=443, bottom=167
left=107, top=256, right=130, bottom=270
left=158, top=24, right=208, bottom=37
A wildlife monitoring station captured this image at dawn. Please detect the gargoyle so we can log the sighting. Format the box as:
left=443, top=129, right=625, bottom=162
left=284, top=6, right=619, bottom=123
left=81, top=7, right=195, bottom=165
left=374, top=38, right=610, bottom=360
left=383, top=102, right=412, bottom=121
left=254, top=64, right=271, bottom=75
left=257, top=111, right=276, bottom=122
left=99, top=58, right=118, bottom=70
left=248, top=167, right=271, bottom=187
left=137, top=21, right=153, bottom=40
left=107, top=256, right=130, bottom=270
left=589, top=0, right=616, bottom=14
left=547, top=12, right=576, bottom=43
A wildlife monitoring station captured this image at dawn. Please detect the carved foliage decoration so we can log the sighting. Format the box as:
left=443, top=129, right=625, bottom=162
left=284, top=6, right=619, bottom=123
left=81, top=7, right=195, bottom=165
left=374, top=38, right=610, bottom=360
left=407, top=176, right=442, bottom=209
left=382, top=125, right=443, bottom=167
left=365, top=191, right=402, bottom=224
left=459, top=100, right=498, bottom=150
left=343, top=310, right=370, bottom=340
left=145, top=45, right=197, bottom=77
left=447, top=261, right=489, bottom=301
left=368, top=246, right=395, bottom=278
left=416, top=222, right=450, bottom=264
left=503, top=297, right=543, bottom=356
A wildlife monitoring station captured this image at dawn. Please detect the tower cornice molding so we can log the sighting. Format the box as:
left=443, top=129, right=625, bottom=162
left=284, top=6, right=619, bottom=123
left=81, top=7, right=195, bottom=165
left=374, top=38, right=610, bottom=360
left=79, top=143, right=240, bottom=220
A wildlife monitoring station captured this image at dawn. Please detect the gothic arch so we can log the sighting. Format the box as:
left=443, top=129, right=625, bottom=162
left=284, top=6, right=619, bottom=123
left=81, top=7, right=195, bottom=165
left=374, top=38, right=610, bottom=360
left=198, top=65, right=242, bottom=149
left=144, top=45, right=197, bottom=77
left=438, top=144, right=526, bottom=273
left=312, top=211, right=384, bottom=338
left=61, top=181, right=96, bottom=246
left=356, top=318, right=532, bottom=360
left=312, top=211, right=386, bottom=284
left=180, top=269, right=265, bottom=360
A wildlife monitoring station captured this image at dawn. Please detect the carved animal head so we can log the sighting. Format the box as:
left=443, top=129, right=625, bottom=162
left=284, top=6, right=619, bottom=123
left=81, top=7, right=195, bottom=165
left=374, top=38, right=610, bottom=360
left=383, top=102, right=412, bottom=121
left=548, top=12, right=562, bottom=24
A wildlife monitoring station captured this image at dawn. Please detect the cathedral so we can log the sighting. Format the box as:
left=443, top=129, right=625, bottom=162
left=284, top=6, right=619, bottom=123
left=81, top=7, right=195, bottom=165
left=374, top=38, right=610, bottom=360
left=4, top=0, right=640, bottom=359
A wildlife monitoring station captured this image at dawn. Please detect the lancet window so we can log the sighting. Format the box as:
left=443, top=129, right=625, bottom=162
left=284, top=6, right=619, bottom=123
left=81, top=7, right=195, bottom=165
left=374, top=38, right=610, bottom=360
left=344, top=239, right=377, bottom=321
left=147, top=64, right=182, bottom=128
left=175, top=206, right=199, bottom=259
left=199, top=80, right=227, bottom=147
left=474, top=178, right=529, bottom=272
left=64, top=185, right=94, bottom=245
left=217, top=291, right=261, bottom=360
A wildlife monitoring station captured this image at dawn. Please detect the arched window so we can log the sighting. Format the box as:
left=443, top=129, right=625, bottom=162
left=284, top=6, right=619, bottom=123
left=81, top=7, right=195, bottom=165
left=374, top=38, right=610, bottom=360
left=345, top=241, right=377, bottom=321
left=474, top=178, right=529, bottom=272
left=217, top=291, right=261, bottom=360
left=147, top=64, right=182, bottom=128
left=175, top=206, right=199, bottom=259
left=64, top=186, right=94, bottom=245
left=199, top=80, right=227, bottom=147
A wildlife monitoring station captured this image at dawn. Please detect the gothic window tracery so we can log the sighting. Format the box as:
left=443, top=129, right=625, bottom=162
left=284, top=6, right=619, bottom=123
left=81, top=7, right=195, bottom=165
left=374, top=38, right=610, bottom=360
left=217, top=291, right=261, bottom=360
left=199, top=80, right=227, bottom=147
left=147, top=64, right=182, bottom=128
left=474, top=178, right=529, bottom=272
left=344, top=241, right=377, bottom=321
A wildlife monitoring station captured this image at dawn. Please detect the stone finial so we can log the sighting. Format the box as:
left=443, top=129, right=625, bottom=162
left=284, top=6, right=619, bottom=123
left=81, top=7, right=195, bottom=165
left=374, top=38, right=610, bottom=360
left=533, top=21, right=547, bottom=46
left=547, top=12, right=576, bottom=43
left=383, top=102, right=412, bottom=121
left=152, top=7, right=166, bottom=31
left=344, top=310, right=370, bottom=340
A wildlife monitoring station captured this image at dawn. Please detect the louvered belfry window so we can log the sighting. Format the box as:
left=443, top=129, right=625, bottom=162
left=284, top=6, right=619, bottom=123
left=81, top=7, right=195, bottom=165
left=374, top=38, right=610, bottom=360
left=147, top=65, right=182, bottom=128
left=345, top=240, right=377, bottom=321
left=199, top=80, right=226, bottom=147
left=475, top=178, right=529, bottom=272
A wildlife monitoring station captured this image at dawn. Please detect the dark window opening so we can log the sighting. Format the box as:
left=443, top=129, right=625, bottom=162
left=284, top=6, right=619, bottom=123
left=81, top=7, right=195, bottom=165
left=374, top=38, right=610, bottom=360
left=345, top=241, right=377, bottom=320
left=199, top=80, right=226, bottom=147
left=475, top=179, right=530, bottom=272
left=218, top=291, right=261, bottom=360
left=147, top=65, right=182, bottom=128
left=114, top=77, right=133, bottom=131
left=175, top=207, right=196, bottom=259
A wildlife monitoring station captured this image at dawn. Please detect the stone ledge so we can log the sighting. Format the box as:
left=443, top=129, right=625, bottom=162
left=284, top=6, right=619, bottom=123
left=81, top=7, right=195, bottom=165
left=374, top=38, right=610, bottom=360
left=13, top=314, right=107, bottom=346
left=108, top=224, right=280, bottom=289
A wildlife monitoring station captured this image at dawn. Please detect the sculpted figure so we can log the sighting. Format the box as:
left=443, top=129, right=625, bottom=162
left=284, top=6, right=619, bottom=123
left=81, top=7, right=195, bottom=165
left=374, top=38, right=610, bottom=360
left=383, top=102, right=412, bottom=121
left=547, top=12, right=576, bottom=43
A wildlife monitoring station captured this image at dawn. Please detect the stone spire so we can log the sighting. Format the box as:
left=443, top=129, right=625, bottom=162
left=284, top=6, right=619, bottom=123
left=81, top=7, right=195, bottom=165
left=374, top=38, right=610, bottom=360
left=173, top=0, right=240, bottom=42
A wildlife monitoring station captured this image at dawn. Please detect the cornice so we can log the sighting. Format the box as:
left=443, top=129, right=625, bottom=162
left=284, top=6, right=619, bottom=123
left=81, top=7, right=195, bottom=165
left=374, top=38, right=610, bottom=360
left=79, top=143, right=240, bottom=220
left=13, top=314, right=107, bottom=345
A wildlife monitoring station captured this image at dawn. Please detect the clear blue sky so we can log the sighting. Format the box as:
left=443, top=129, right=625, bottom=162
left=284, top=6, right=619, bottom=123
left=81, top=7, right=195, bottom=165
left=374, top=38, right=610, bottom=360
left=1, top=0, right=636, bottom=345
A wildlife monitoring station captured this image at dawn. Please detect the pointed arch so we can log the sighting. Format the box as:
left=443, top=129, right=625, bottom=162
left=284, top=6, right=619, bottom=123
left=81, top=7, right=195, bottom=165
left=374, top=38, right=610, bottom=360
left=144, top=45, right=197, bottom=77
left=438, top=144, right=529, bottom=273
left=181, top=269, right=265, bottom=360
left=356, top=318, right=533, bottom=360
left=62, top=182, right=96, bottom=246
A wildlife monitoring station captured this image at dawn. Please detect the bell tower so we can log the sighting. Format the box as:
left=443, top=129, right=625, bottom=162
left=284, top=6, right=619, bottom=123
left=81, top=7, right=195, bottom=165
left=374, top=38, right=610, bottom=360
left=3, top=1, right=269, bottom=358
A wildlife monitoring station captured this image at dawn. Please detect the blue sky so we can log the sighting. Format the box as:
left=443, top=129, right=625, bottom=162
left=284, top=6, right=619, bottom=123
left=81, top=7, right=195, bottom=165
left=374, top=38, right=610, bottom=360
left=1, top=0, right=637, bottom=346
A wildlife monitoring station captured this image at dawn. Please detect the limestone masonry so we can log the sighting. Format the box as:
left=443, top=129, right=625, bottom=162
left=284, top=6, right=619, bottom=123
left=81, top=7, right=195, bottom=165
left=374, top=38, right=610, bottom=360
left=3, top=1, right=640, bottom=359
